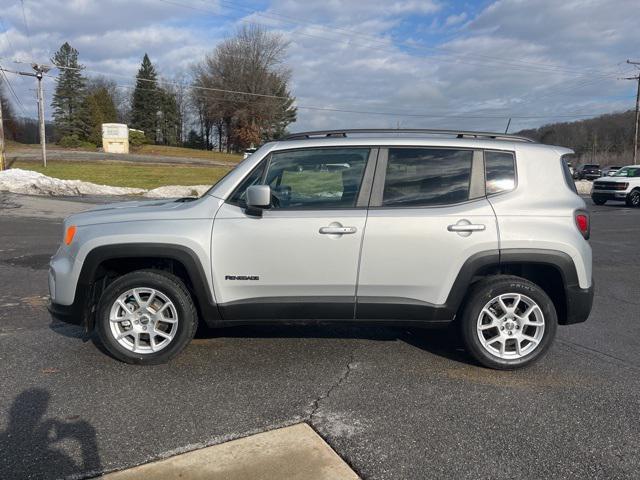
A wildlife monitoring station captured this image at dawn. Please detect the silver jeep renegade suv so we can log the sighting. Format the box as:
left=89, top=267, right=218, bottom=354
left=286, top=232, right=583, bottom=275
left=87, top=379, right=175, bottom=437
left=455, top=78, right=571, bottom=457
left=48, top=129, right=594, bottom=369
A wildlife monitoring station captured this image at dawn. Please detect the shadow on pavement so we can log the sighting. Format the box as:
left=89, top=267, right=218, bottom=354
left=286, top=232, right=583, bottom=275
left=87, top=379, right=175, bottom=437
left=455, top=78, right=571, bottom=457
left=0, top=388, right=101, bottom=478
left=199, top=323, right=470, bottom=364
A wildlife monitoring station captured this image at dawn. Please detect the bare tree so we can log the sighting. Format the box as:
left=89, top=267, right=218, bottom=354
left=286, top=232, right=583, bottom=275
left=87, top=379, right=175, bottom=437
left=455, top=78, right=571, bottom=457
left=192, top=24, right=297, bottom=152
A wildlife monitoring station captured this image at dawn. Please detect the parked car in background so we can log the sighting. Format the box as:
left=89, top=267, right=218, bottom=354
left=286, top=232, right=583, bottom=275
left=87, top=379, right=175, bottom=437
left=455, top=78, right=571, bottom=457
left=243, top=147, right=257, bottom=159
left=591, top=165, right=640, bottom=206
left=601, top=166, right=622, bottom=177
left=573, top=164, right=602, bottom=180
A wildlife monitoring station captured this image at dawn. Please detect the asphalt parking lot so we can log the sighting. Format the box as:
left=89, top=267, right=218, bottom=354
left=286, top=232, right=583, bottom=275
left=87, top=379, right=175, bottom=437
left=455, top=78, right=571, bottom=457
left=0, top=193, right=639, bottom=479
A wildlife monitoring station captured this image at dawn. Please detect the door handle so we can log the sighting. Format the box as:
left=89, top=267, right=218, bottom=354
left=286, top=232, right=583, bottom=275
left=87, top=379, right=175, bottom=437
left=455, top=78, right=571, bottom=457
left=447, top=224, right=486, bottom=232
left=319, top=226, right=357, bottom=235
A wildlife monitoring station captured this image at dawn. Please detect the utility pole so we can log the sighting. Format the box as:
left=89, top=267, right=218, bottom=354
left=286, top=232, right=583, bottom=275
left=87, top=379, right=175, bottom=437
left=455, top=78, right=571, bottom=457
left=33, top=64, right=49, bottom=168
left=0, top=92, right=5, bottom=171
left=0, top=64, right=49, bottom=167
left=624, top=60, right=640, bottom=165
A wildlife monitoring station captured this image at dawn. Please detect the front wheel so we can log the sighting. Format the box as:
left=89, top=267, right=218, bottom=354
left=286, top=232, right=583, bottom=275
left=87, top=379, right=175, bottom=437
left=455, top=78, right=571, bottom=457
left=96, top=270, right=198, bottom=365
left=460, top=276, right=557, bottom=370
left=626, top=190, right=640, bottom=207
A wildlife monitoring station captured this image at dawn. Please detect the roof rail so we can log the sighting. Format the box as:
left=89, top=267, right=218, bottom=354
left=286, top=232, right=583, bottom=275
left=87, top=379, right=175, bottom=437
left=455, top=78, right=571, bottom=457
left=283, top=129, right=535, bottom=143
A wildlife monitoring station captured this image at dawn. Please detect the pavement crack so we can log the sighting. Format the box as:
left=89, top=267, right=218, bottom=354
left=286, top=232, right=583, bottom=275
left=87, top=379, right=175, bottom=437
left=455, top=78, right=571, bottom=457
left=557, top=338, right=640, bottom=372
left=308, top=351, right=356, bottom=424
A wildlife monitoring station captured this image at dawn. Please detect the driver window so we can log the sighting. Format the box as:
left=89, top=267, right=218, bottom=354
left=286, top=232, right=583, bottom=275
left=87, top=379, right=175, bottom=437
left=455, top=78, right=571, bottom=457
left=264, top=148, right=369, bottom=209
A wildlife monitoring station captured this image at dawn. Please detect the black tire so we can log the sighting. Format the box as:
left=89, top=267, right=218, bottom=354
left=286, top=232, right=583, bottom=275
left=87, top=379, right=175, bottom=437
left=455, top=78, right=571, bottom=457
left=96, top=270, right=198, bottom=365
left=460, top=275, right=557, bottom=370
left=592, top=197, right=606, bottom=206
left=626, top=190, right=640, bottom=207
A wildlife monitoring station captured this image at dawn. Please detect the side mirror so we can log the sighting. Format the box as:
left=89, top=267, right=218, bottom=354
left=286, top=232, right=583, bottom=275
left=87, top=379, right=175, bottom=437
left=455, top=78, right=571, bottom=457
left=245, top=185, right=271, bottom=216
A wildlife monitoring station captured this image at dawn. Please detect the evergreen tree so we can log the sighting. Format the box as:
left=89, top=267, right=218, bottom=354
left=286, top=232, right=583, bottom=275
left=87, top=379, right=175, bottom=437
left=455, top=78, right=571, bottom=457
left=79, top=86, right=118, bottom=146
left=51, top=42, right=86, bottom=139
left=158, top=88, right=180, bottom=146
left=130, top=54, right=159, bottom=142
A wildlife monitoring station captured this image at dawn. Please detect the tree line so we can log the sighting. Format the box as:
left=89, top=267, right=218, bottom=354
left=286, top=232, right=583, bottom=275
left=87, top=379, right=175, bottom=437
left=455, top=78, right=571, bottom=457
left=516, top=110, right=637, bottom=166
left=45, top=25, right=296, bottom=152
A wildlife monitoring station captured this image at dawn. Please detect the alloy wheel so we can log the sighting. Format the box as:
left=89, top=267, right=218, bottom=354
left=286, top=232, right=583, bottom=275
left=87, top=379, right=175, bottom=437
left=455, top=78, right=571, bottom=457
left=108, top=287, right=179, bottom=354
left=476, top=293, right=545, bottom=359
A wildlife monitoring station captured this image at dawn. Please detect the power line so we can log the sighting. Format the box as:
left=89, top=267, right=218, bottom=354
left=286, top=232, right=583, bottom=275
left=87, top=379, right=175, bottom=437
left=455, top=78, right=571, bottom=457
left=5, top=57, right=293, bottom=100
left=106, top=79, right=629, bottom=120
left=0, top=15, right=17, bottom=55
left=0, top=64, right=28, bottom=116
left=6, top=54, right=635, bottom=113
left=0, top=15, right=28, bottom=115
left=2, top=62, right=633, bottom=123
left=19, top=0, right=33, bottom=52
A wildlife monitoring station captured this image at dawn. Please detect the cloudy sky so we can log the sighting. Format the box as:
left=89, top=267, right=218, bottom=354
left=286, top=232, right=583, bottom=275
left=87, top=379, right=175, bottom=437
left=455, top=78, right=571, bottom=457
left=0, top=0, right=639, bottom=132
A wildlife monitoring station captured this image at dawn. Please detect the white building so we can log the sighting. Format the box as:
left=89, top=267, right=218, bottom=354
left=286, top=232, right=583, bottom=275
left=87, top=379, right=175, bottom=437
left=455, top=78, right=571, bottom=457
left=102, top=123, right=129, bottom=154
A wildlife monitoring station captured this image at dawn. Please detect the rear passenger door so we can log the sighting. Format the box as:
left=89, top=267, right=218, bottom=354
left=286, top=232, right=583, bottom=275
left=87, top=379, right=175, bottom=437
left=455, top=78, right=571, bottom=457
left=356, top=147, right=501, bottom=320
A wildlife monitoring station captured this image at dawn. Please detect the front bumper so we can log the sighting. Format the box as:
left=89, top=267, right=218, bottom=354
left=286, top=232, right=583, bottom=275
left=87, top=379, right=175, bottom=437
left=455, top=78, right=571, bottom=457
left=591, top=191, right=628, bottom=201
left=48, top=301, right=84, bottom=326
left=564, top=281, right=594, bottom=325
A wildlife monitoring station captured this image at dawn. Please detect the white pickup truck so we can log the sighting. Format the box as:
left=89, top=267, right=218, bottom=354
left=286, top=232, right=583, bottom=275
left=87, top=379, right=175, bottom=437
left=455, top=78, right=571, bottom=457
left=591, top=165, right=640, bottom=206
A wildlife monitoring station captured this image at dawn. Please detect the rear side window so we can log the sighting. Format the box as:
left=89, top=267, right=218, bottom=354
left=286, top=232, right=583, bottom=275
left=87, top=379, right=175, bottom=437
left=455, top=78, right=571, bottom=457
left=383, top=148, right=473, bottom=207
left=485, top=151, right=516, bottom=195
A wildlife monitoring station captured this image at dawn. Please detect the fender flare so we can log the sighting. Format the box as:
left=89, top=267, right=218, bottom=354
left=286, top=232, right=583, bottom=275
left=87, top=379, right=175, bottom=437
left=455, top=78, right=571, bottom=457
left=76, top=243, right=221, bottom=327
left=446, top=248, right=588, bottom=325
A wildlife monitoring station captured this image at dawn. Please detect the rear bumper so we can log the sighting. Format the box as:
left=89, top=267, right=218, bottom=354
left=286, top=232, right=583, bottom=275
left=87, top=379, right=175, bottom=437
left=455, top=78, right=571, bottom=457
left=564, top=281, right=594, bottom=325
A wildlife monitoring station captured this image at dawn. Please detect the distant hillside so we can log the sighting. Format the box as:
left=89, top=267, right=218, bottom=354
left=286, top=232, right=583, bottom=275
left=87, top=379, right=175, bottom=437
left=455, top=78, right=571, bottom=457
left=516, top=110, right=636, bottom=166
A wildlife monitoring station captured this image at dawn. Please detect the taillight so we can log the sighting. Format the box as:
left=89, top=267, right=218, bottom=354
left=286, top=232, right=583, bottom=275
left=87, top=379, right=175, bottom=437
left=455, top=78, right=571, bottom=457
left=575, top=211, right=590, bottom=240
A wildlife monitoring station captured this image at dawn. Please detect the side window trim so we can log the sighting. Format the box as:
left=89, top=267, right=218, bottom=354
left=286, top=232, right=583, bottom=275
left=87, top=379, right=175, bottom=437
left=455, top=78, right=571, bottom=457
left=469, top=150, right=486, bottom=198
left=369, top=147, right=483, bottom=209
left=484, top=149, right=518, bottom=196
left=369, top=148, right=388, bottom=207
left=355, top=148, right=379, bottom=207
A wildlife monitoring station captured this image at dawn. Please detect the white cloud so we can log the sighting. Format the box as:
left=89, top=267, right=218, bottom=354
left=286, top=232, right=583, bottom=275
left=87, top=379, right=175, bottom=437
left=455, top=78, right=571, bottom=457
left=445, top=12, right=467, bottom=27
left=0, top=0, right=637, bottom=134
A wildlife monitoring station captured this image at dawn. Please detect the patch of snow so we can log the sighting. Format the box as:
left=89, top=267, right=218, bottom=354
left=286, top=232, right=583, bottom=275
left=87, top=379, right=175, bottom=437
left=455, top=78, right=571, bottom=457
left=575, top=180, right=592, bottom=195
left=0, top=168, right=208, bottom=198
left=0, top=168, right=145, bottom=196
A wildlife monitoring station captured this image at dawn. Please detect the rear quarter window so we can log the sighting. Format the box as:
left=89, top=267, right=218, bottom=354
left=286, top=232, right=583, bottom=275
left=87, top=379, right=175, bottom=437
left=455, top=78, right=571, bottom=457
left=485, top=150, right=516, bottom=195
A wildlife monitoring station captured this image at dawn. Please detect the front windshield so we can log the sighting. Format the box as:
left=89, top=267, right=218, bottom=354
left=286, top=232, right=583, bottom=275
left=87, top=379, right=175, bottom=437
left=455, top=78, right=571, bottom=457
left=613, top=167, right=640, bottom=177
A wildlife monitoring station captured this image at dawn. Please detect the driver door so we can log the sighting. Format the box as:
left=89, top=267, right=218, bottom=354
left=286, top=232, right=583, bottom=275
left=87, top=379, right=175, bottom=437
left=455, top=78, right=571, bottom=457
left=211, top=147, right=376, bottom=321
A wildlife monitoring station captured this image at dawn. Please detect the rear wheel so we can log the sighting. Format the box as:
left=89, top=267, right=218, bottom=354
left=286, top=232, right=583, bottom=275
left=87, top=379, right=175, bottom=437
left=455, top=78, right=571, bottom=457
left=460, top=276, right=557, bottom=370
left=626, top=190, right=640, bottom=207
left=96, top=270, right=198, bottom=365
